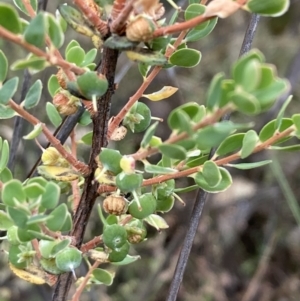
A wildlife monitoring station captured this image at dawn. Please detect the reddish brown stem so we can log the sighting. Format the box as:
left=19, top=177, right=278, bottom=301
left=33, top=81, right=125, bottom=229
left=8, top=100, right=89, bottom=174
left=110, top=0, right=127, bottom=21
left=0, top=26, right=85, bottom=75
left=81, top=236, right=102, bottom=253
left=73, top=0, right=108, bottom=37
left=110, top=0, right=135, bottom=34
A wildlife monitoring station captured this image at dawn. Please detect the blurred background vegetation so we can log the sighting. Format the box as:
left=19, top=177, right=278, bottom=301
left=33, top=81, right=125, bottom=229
left=0, top=0, right=300, bottom=300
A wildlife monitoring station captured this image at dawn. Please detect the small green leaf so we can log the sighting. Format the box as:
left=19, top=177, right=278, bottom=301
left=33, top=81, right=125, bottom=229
left=168, top=109, right=192, bottom=134
left=27, top=215, right=51, bottom=226
left=246, top=0, right=289, bottom=17
left=48, top=75, right=60, bottom=97
left=65, top=40, right=80, bottom=57
left=231, top=89, right=260, bottom=115
left=144, top=214, right=169, bottom=230
left=138, top=63, right=151, bottom=79
left=60, top=213, right=72, bottom=232
left=270, top=145, right=300, bottom=152
left=259, top=118, right=293, bottom=142
left=2, top=179, right=26, bottom=206
left=77, top=71, right=108, bottom=100
left=169, top=48, right=201, bottom=68
left=0, top=167, right=13, bottom=183
left=195, top=167, right=232, bottom=193
left=99, top=148, right=122, bottom=174
left=158, top=144, right=187, bottom=160
left=227, top=160, right=272, bottom=170
left=46, top=203, right=68, bottom=231
left=11, top=54, right=48, bottom=72
left=46, top=102, right=62, bottom=127
left=12, top=0, right=37, bottom=16
left=0, top=104, right=16, bottom=119
left=81, top=131, right=93, bottom=145
left=24, top=182, right=45, bottom=199
left=174, top=185, right=198, bottom=193
left=0, top=210, right=14, bottom=230
left=206, top=72, right=224, bottom=111
left=185, top=17, right=218, bottom=42
left=240, top=130, right=259, bottom=159
left=0, top=77, right=19, bottom=105
left=275, top=95, right=293, bottom=130
left=0, top=139, right=9, bottom=172
left=66, top=46, right=85, bottom=65
left=82, top=48, right=97, bottom=66
left=0, top=3, right=21, bottom=34
left=111, top=254, right=140, bottom=266
left=292, top=114, right=300, bottom=136
left=0, top=50, right=8, bottom=83
left=202, top=161, right=222, bottom=187
left=24, top=12, right=46, bottom=48
left=78, top=109, right=92, bottom=126
left=7, top=207, right=28, bottom=228
left=47, top=13, right=64, bottom=49
left=55, top=247, right=82, bottom=272
left=41, top=182, right=60, bottom=209
left=24, top=80, right=43, bottom=109
left=194, top=121, right=236, bottom=150
left=8, top=245, right=27, bottom=268
left=92, top=268, right=114, bottom=286
left=50, top=239, right=71, bottom=257
left=216, top=133, right=245, bottom=157
left=23, top=123, right=43, bottom=140
left=17, top=223, right=41, bottom=242
left=141, top=121, right=159, bottom=148
left=232, top=50, right=265, bottom=81
left=144, top=165, right=177, bottom=175
left=253, top=79, right=290, bottom=111
left=237, top=59, right=262, bottom=92
left=185, top=4, right=206, bottom=30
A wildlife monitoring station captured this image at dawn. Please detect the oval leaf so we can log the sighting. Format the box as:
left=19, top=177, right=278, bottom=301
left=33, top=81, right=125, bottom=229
left=24, top=80, right=43, bottom=109
left=0, top=4, right=22, bottom=34
left=240, top=130, right=259, bottom=159
left=24, top=12, right=46, bottom=48
left=202, top=161, right=222, bottom=187
left=195, top=167, right=232, bottom=193
left=0, top=50, right=8, bottom=83
left=0, top=77, right=19, bottom=105
left=158, top=144, right=187, bottom=160
left=169, top=48, right=201, bottom=68
left=143, top=86, right=178, bottom=101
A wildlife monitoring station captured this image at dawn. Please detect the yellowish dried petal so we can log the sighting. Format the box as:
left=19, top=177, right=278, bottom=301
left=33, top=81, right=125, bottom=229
left=110, top=126, right=127, bottom=141
left=9, top=263, right=56, bottom=286
left=204, top=0, right=242, bottom=18
left=41, top=147, right=61, bottom=165
left=142, top=86, right=178, bottom=101
left=38, top=165, right=80, bottom=182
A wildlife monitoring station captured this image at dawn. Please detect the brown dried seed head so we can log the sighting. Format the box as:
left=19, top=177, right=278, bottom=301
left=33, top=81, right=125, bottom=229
left=103, top=195, right=127, bottom=215
left=53, top=92, right=79, bottom=116
left=126, top=15, right=156, bottom=42
left=56, top=69, right=67, bottom=90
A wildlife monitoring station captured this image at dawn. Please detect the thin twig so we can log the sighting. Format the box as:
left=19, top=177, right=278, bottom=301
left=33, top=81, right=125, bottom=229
left=0, top=26, right=85, bottom=75
left=107, top=30, right=188, bottom=139
left=71, top=260, right=101, bottom=301
left=165, top=14, right=261, bottom=301
left=8, top=100, right=89, bottom=174
left=110, top=0, right=135, bottom=34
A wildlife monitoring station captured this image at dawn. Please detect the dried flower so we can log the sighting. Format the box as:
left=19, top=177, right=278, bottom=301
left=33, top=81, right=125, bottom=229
left=126, top=15, right=156, bottom=42
left=103, top=195, right=127, bottom=215
left=53, top=92, right=80, bottom=115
